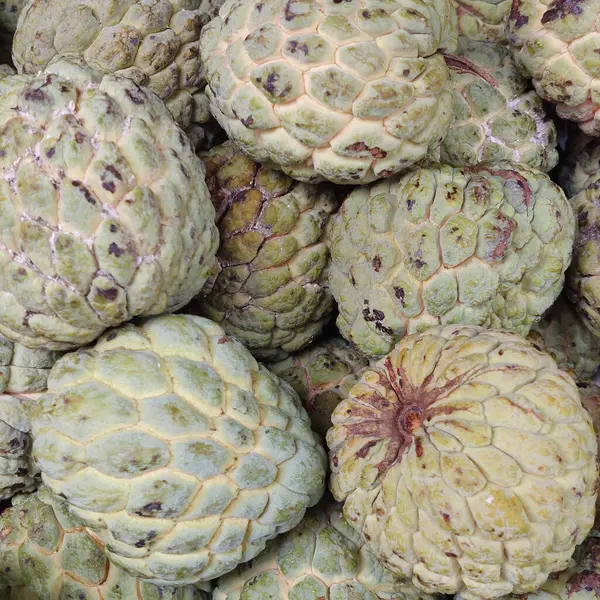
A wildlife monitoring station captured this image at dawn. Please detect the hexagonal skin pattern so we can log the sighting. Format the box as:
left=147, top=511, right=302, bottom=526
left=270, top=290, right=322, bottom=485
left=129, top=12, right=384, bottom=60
left=0, top=393, right=39, bottom=500
left=29, top=314, right=327, bottom=586
left=507, top=0, right=600, bottom=136
left=441, top=38, right=558, bottom=172
left=526, top=296, right=600, bottom=382
left=454, top=0, right=512, bottom=41
left=12, top=0, right=226, bottom=136
left=214, top=502, right=434, bottom=600
left=327, top=325, right=598, bottom=599
left=0, top=59, right=218, bottom=351
left=327, top=162, right=575, bottom=358
left=268, top=336, right=370, bottom=437
left=0, top=490, right=207, bottom=599
left=558, top=131, right=600, bottom=198
left=189, top=142, right=338, bottom=359
left=200, top=0, right=458, bottom=185
left=0, top=0, right=24, bottom=33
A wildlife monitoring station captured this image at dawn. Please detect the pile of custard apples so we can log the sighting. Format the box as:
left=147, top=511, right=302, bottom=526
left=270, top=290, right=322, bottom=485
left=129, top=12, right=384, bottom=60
left=1, top=0, right=600, bottom=599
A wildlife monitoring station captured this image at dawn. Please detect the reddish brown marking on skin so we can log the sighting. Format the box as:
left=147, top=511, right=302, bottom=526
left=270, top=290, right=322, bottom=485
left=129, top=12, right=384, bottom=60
left=508, top=0, right=529, bottom=29
left=442, top=513, right=451, bottom=523
left=443, top=54, right=498, bottom=87
left=346, top=141, right=388, bottom=159
left=486, top=212, right=517, bottom=261
left=480, top=168, right=533, bottom=207
left=415, top=438, right=423, bottom=457
left=566, top=571, right=600, bottom=594
left=218, top=337, right=229, bottom=344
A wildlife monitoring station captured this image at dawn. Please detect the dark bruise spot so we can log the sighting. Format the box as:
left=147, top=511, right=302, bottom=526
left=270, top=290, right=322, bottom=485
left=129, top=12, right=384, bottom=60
left=135, top=540, right=146, bottom=548
left=137, top=501, right=162, bottom=515
left=97, top=288, right=119, bottom=301
left=373, top=309, right=385, bottom=320
left=110, top=224, right=118, bottom=233
left=375, top=322, right=394, bottom=335
left=509, top=0, right=529, bottom=28
left=394, top=287, right=405, bottom=303
left=108, top=243, right=125, bottom=257
left=102, top=181, right=116, bottom=193
left=350, top=274, right=356, bottom=286
left=241, top=115, right=254, bottom=127
left=46, top=147, right=55, bottom=158
left=125, top=87, right=145, bottom=105
left=441, top=512, right=451, bottom=523
left=346, top=141, right=387, bottom=159
left=403, top=69, right=410, bottom=76
left=379, top=169, right=393, bottom=178
left=406, top=198, right=415, bottom=211
left=443, top=54, right=498, bottom=87
left=541, top=0, right=584, bottom=23
left=567, top=571, right=600, bottom=594
left=372, top=255, right=381, bottom=272
left=105, top=165, right=123, bottom=181
left=24, top=87, right=48, bottom=102
left=415, top=438, right=423, bottom=457
left=218, top=336, right=229, bottom=344
left=106, top=331, right=117, bottom=341
left=287, top=39, right=309, bottom=55
left=74, top=132, right=85, bottom=144
left=77, top=183, right=97, bottom=206
left=445, top=552, right=457, bottom=558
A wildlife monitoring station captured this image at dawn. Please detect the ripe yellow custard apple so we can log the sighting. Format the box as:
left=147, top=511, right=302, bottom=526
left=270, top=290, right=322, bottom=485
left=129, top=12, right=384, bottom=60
left=507, top=0, right=600, bottom=137
left=558, top=132, right=600, bottom=198
left=30, top=314, right=327, bottom=585
left=441, top=38, right=558, bottom=171
left=268, top=336, right=370, bottom=437
left=12, top=0, right=225, bottom=139
left=213, top=502, right=436, bottom=600
left=327, top=325, right=598, bottom=599
left=453, top=0, right=512, bottom=42
left=0, top=489, right=207, bottom=599
left=200, top=0, right=458, bottom=185
left=0, top=58, right=218, bottom=351
left=190, top=142, right=337, bottom=360
left=527, top=297, right=600, bottom=382
left=327, top=162, right=575, bottom=358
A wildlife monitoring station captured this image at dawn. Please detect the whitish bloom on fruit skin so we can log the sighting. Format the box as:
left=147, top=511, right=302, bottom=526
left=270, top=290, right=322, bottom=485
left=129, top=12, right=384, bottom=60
left=268, top=336, right=370, bottom=437
left=213, top=503, right=435, bottom=600
left=442, top=39, right=558, bottom=172
left=558, top=132, right=600, bottom=198
left=190, top=142, right=337, bottom=359
left=507, top=0, right=600, bottom=137
left=327, top=162, right=575, bottom=358
left=453, top=0, right=512, bottom=42
left=327, top=325, right=598, bottom=599
left=30, top=314, right=327, bottom=586
left=200, top=0, right=458, bottom=185
left=0, top=59, right=218, bottom=351
left=0, top=490, right=207, bottom=599
left=527, top=297, right=600, bottom=382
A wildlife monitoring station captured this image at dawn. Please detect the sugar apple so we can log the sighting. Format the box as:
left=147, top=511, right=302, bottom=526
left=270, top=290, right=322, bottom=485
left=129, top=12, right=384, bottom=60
left=453, top=0, right=511, bottom=42
left=579, top=382, right=600, bottom=529
left=327, top=325, right=598, bottom=599
left=0, top=393, right=39, bottom=501
left=0, top=489, right=207, bottom=599
left=0, top=58, right=218, bottom=351
left=200, top=0, right=458, bottom=185
left=268, top=336, right=370, bottom=437
left=507, top=0, right=600, bottom=137
left=12, top=0, right=226, bottom=142
left=0, top=0, right=25, bottom=34
left=527, top=297, right=600, bottom=382
left=558, top=132, right=600, bottom=198
left=189, top=142, right=337, bottom=360
left=441, top=38, right=558, bottom=171
left=327, top=162, right=575, bottom=358
left=213, top=502, right=434, bottom=600
left=30, top=313, right=327, bottom=585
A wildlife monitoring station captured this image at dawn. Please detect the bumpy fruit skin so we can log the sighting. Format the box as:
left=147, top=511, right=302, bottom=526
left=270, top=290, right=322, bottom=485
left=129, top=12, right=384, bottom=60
left=327, top=325, right=598, bottom=599
left=0, top=59, right=218, bottom=351
left=200, top=0, right=458, bottom=185
left=0, top=490, right=207, bottom=599
left=527, top=297, right=600, bottom=381
left=327, top=162, right=575, bottom=358
left=213, top=503, right=434, bottom=600
left=558, top=132, right=600, bottom=198
left=30, top=314, right=327, bottom=585
left=12, top=0, right=225, bottom=137
left=0, top=394, right=39, bottom=500
left=507, top=0, right=600, bottom=137
left=268, top=336, right=370, bottom=437
left=190, top=142, right=337, bottom=359
left=578, top=382, right=600, bottom=529
left=442, top=39, right=558, bottom=171
left=0, top=0, right=25, bottom=33
left=454, top=0, right=512, bottom=41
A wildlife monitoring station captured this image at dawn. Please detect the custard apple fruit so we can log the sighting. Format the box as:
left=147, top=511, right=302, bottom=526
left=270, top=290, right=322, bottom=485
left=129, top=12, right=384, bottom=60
left=579, top=382, right=600, bottom=529
left=30, top=313, right=327, bottom=585
left=0, top=489, right=207, bottom=599
left=327, top=162, right=575, bottom=358
left=190, top=142, right=337, bottom=360
left=12, top=0, right=226, bottom=141
left=527, top=297, right=600, bottom=382
left=214, top=502, right=436, bottom=600
left=200, top=0, right=458, bottom=185
left=453, top=0, right=512, bottom=42
left=507, top=0, right=600, bottom=136
left=0, top=58, right=218, bottom=351
left=558, top=132, right=600, bottom=198
left=442, top=38, right=558, bottom=171
left=268, top=336, right=370, bottom=437
left=327, top=325, right=598, bottom=599
left=0, top=0, right=25, bottom=34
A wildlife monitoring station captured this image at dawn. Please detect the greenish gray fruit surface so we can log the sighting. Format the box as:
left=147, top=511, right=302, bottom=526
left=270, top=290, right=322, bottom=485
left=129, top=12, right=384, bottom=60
left=328, top=325, right=598, bottom=599
left=200, top=0, right=458, bottom=185
left=0, top=489, right=207, bottom=599
left=0, top=59, right=218, bottom=351
left=268, top=336, right=369, bottom=437
left=213, top=503, right=435, bottom=600
left=442, top=38, right=558, bottom=171
left=191, top=142, right=337, bottom=360
left=30, top=314, right=327, bottom=585
left=558, top=132, right=600, bottom=198
left=12, top=0, right=225, bottom=137
left=453, top=0, right=512, bottom=42
left=507, top=0, right=600, bottom=136
left=327, top=162, right=575, bottom=358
